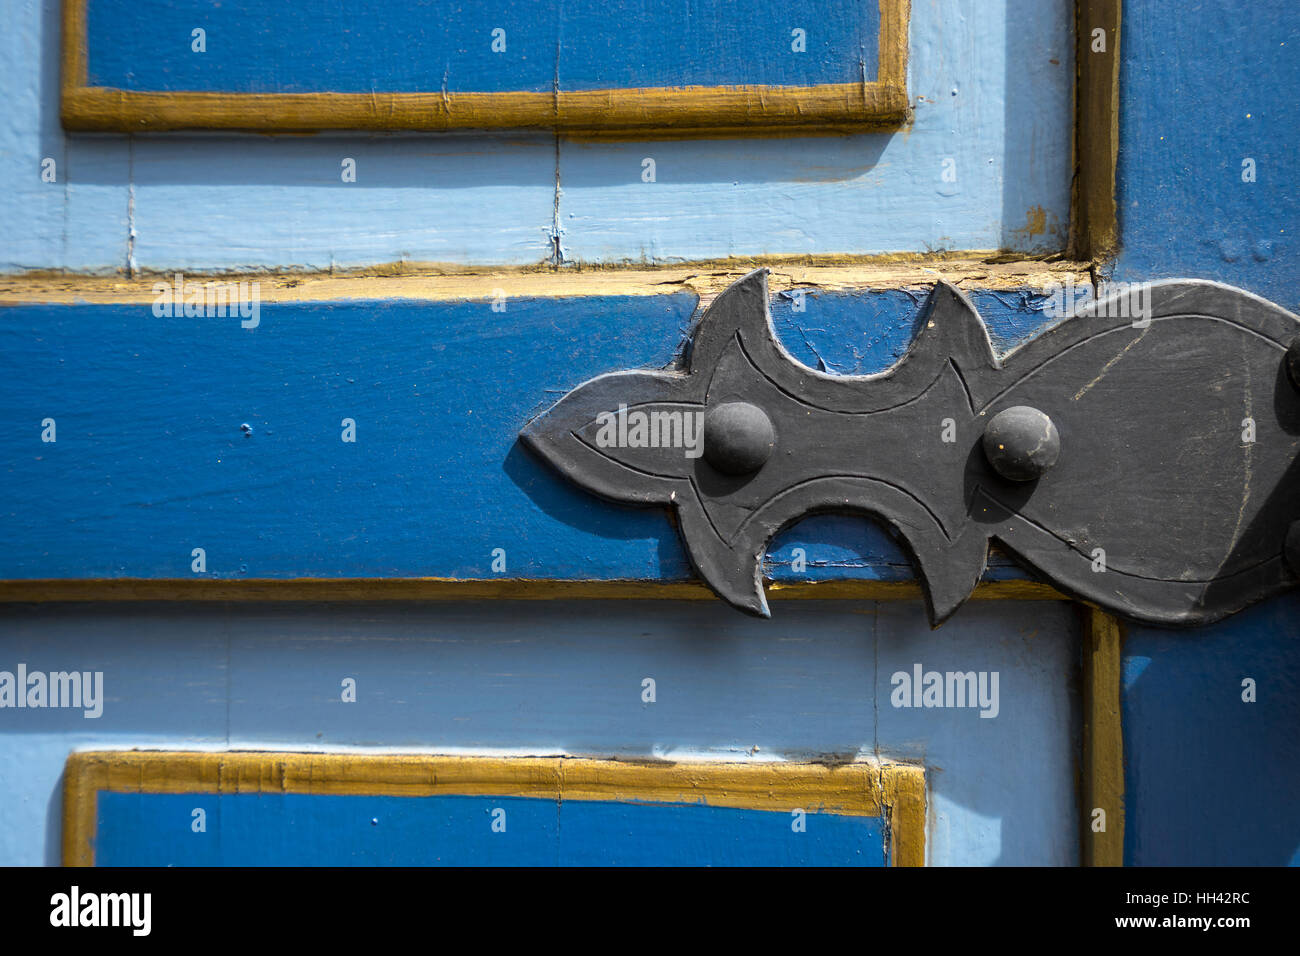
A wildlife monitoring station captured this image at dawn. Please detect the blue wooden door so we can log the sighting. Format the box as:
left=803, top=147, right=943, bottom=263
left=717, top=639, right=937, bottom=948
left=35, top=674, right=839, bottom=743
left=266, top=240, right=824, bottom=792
left=0, top=0, right=1296, bottom=868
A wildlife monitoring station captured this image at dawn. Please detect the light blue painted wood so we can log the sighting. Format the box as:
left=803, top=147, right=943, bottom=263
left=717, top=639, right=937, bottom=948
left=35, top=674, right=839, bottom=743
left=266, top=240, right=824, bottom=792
left=0, top=290, right=1052, bottom=582
left=557, top=0, right=1074, bottom=262
left=1, top=1, right=558, bottom=274
left=0, top=1, right=131, bottom=273
left=1110, top=0, right=1300, bottom=310
left=1, top=0, right=1072, bottom=273
left=0, top=598, right=1081, bottom=866
left=874, top=600, right=1079, bottom=865
left=129, top=133, right=559, bottom=271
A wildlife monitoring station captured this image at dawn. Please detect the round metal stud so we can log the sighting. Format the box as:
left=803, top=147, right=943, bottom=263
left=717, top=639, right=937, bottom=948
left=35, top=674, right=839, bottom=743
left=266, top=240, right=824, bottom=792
left=703, top=401, right=775, bottom=475
left=983, top=405, right=1061, bottom=481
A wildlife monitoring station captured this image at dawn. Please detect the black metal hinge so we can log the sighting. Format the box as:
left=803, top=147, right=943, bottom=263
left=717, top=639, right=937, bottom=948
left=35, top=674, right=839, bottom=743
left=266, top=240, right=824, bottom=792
left=522, top=269, right=1300, bottom=628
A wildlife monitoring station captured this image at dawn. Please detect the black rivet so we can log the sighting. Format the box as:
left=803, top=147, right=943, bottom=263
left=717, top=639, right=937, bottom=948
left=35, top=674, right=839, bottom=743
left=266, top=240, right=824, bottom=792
left=703, top=402, right=774, bottom=475
left=983, top=405, right=1061, bottom=481
left=1285, top=338, right=1300, bottom=391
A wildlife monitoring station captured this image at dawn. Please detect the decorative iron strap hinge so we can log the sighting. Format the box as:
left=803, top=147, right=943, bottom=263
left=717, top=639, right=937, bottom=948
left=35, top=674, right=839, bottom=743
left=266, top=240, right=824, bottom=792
left=521, top=269, right=1300, bottom=628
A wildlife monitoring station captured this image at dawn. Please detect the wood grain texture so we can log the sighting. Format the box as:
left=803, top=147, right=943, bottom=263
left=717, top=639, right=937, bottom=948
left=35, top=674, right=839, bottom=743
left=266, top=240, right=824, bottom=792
left=0, top=257, right=1092, bottom=303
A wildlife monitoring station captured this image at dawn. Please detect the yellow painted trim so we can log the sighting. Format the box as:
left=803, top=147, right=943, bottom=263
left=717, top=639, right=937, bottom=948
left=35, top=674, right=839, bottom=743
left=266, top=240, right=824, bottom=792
left=61, top=0, right=910, bottom=136
left=60, top=0, right=88, bottom=92
left=61, top=85, right=910, bottom=137
left=881, top=763, right=927, bottom=867
left=0, top=258, right=1092, bottom=305
left=0, top=578, right=1067, bottom=603
left=1069, top=0, right=1121, bottom=261
left=1081, top=607, right=1125, bottom=865
left=64, top=751, right=925, bottom=866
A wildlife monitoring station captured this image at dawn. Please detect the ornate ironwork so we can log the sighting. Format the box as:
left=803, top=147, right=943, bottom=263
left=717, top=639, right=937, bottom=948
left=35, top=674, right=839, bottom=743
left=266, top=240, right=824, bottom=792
left=521, top=269, right=1300, bottom=627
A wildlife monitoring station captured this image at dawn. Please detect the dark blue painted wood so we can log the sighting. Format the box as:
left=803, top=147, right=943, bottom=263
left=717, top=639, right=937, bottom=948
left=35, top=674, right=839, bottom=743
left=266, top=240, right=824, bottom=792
left=94, top=791, right=885, bottom=866
left=0, top=290, right=1050, bottom=581
left=1113, top=0, right=1300, bottom=865
left=1113, top=0, right=1300, bottom=309
left=1121, top=594, right=1300, bottom=865
left=86, top=0, right=879, bottom=94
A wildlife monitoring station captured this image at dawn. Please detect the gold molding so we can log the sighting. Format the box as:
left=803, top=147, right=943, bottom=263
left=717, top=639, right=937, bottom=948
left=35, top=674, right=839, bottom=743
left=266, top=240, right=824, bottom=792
left=1081, top=606, right=1125, bottom=865
left=1070, top=0, right=1121, bottom=260
left=0, top=578, right=1065, bottom=603
left=881, top=762, right=927, bottom=867
left=61, top=0, right=910, bottom=136
left=63, top=751, right=926, bottom=866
